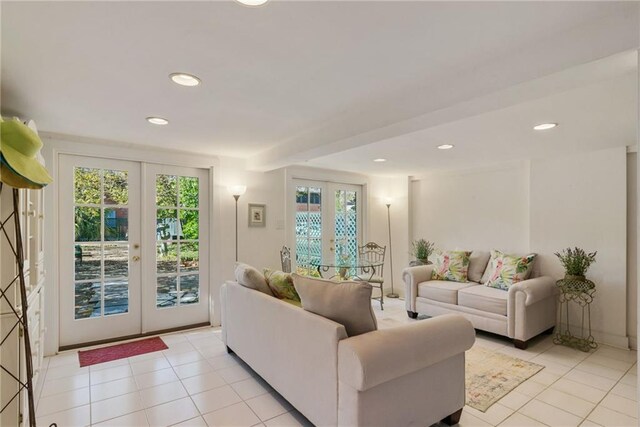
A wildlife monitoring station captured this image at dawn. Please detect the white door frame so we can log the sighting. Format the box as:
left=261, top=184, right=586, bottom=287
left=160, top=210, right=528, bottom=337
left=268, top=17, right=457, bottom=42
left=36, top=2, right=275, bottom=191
left=42, top=137, right=218, bottom=354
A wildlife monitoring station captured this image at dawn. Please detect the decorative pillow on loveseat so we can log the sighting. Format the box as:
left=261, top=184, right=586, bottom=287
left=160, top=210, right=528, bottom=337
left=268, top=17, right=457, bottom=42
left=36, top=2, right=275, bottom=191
left=235, top=263, right=274, bottom=296
left=431, top=250, right=472, bottom=282
left=264, top=268, right=300, bottom=302
left=484, top=250, right=537, bottom=291
left=291, top=273, right=377, bottom=336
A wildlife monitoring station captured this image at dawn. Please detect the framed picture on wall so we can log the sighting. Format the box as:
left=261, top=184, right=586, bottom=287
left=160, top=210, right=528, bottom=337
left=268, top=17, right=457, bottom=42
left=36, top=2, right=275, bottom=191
left=248, top=203, right=266, bottom=227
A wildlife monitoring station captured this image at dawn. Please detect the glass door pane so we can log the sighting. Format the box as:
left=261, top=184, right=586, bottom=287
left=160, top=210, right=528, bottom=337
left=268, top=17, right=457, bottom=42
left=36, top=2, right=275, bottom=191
left=155, top=174, right=201, bottom=308
left=73, top=167, right=130, bottom=319
left=295, top=185, right=322, bottom=275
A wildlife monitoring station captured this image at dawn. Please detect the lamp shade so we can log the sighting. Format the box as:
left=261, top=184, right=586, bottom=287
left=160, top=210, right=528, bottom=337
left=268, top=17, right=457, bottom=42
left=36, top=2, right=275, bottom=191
left=227, top=185, right=247, bottom=197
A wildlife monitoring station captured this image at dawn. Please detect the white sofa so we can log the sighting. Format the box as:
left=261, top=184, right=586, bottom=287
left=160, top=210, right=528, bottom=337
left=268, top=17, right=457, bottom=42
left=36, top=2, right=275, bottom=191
left=403, top=262, right=557, bottom=349
left=221, top=281, right=476, bottom=427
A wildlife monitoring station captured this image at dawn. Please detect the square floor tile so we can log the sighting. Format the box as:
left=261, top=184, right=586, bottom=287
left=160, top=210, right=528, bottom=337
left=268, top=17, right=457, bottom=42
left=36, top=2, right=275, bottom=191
left=464, top=403, right=512, bottom=425
left=88, top=358, right=130, bottom=372
left=90, top=364, right=133, bottom=385
left=207, top=354, right=241, bottom=370
left=135, top=367, right=179, bottom=389
left=536, top=388, right=595, bottom=417
left=166, top=350, right=204, bottom=367
left=130, top=357, right=171, bottom=375
left=202, top=401, right=261, bottom=426
left=36, top=387, right=90, bottom=417
left=513, top=379, right=546, bottom=397
left=172, top=416, right=208, bottom=426
left=231, top=377, right=270, bottom=400
left=457, top=410, right=492, bottom=427
left=610, top=382, right=637, bottom=400
left=519, top=399, right=582, bottom=427
left=139, top=380, right=188, bottom=408
left=497, top=390, right=532, bottom=411
left=218, top=364, right=254, bottom=384
left=41, top=374, right=90, bottom=397
left=93, top=410, right=149, bottom=426
left=498, top=412, right=546, bottom=426
left=91, top=391, right=144, bottom=424
left=564, top=369, right=617, bottom=391
left=145, top=396, right=200, bottom=427
left=574, top=361, right=626, bottom=381
left=599, top=393, right=638, bottom=418
left=181, top=370, right=227, bottom=395
left=192, top=384, right=243, bottom=414
left=91, top=376, right=138, bottom=402
left=587, top=405, right=637, bottom=427
left=45, top=364, right=89, bottom=381
left=173, top=360, right=212, bottom=379
left=264, top=411, right=314, bottom=427
left=245, top=393, right=290, bottom=421
left=549, top=378, right=607, bottom=404
left=36, top=404, right=90, bottom=427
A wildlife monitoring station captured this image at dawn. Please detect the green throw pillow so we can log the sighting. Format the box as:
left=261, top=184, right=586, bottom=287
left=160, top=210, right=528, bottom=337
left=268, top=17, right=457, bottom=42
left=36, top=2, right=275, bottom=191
left=431, top=250, right=471, bottom=282
left=264, top=268, right=300, bottom=302
left=485, top=250, right=537, bottom=291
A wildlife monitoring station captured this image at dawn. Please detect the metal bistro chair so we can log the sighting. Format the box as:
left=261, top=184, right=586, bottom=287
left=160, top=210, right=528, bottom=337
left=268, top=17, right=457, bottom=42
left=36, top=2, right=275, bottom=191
left=358, top=242, right=386, bottom=310
left=280, top=245, right=292, bottom=273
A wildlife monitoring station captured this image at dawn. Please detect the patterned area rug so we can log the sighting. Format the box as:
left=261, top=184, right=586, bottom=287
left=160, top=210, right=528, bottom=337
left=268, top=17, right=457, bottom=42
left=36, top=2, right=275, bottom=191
left=466, top=346, right=544, bottom=412
left=78, top=336, right=168, bottom=367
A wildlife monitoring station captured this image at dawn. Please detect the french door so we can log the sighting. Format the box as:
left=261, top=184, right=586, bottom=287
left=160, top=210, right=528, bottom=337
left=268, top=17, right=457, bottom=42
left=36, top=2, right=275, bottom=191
left=293, top=180, right=362, bottom=273
left=59, top=155, right=209, bottom=347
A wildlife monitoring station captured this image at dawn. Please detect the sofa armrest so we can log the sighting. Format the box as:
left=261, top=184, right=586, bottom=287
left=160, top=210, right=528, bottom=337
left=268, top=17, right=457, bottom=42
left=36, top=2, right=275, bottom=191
left=402, top=265, right=434, bottom=311
left=508, top=276, right=557, bottom=306
left=338, top=314, right=475, bottom=391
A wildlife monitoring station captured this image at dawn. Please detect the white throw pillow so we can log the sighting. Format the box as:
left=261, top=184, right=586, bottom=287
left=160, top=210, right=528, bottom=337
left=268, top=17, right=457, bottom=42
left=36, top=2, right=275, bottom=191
left=292, top=274, right=377, bottom=337
left=235, top=263, right=274, bottom=297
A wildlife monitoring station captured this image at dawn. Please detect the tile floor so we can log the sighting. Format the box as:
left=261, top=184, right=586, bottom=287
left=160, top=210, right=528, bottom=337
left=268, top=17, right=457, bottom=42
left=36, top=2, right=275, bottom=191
left=36, top=299, right=637, bottom=426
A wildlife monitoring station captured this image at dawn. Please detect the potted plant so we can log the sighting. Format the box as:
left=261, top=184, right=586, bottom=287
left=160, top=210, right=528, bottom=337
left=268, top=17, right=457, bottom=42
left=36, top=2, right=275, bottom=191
left=410, top=239, right=435, bottom=265
left=554, top=247, right=597, bottom=281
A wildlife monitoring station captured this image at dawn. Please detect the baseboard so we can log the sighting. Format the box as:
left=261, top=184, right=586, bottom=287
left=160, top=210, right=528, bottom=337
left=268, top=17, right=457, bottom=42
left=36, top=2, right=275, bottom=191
left=629, top=336, right=637, bottom=350
left=590, top=329, right=630, bottom=349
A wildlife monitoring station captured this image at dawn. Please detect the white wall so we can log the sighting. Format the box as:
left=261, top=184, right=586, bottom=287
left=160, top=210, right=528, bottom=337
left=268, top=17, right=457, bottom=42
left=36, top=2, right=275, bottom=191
left=411, top=162, right=530, bottom=254
left=410, top=147, right=631, bottom=348
left=530, top=147, right=628, bottom=348
left=627, top=152, right=637, bottom=349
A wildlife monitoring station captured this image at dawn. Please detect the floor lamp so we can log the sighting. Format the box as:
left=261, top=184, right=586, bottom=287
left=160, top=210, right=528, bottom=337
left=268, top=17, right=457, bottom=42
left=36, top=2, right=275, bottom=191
left=228, top=185, right=247, bottom=262
left=386, top=201, right=399, bottom=298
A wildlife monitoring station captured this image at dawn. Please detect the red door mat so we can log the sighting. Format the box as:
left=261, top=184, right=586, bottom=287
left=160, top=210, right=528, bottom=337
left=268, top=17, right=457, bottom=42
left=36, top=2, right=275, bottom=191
left=78, top=336, right=168, bottom=367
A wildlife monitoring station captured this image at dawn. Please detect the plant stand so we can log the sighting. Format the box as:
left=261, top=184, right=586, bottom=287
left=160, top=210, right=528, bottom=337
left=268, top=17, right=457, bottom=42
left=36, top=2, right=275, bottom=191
left=553, top=277, right=598, bottom=352
left=0, top=184, right=37, bottom=426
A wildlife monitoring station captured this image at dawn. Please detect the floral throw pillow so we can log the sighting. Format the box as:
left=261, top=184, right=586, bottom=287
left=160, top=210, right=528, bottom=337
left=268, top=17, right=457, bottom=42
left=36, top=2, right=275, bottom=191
left=485, top=250, right=537, bottom=291
left=264, top=268, right=300, bottom=302
left=431, top=250, right=471, bottom=282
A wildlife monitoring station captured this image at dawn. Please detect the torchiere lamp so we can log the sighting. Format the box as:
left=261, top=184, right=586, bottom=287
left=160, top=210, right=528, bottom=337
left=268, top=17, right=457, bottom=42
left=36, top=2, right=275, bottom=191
left=228, top=185, right=247, bottom=262
left=386, top=198, right=399, bottom=298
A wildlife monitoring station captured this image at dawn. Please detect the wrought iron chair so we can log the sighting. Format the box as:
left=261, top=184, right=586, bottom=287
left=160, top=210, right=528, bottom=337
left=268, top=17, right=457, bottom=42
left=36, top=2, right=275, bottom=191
left=280, top=245, right=292, bottom=273
left=358, top=242, right=386, bottom=310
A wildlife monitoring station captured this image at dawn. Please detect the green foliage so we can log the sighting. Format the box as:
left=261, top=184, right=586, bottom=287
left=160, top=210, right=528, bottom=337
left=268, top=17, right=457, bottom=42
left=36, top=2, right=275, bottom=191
left=411, top=239, right=435, bottom=261
left=554, top=247, right=597, bottom=276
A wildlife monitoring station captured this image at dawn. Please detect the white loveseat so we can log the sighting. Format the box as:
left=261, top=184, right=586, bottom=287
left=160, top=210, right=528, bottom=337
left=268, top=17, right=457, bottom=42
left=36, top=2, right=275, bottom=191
left=221, top=281, right=476, bottom=427
left=403, top=256, right=557, bottom=349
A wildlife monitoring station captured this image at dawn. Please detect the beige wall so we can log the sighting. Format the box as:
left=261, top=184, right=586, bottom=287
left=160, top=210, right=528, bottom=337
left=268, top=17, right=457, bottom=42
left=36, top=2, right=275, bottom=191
left=411, top=162, right=530, bottom=254
left=410, top=147, right=631, bottom=348
left=627, top=152, right=637, bottom=349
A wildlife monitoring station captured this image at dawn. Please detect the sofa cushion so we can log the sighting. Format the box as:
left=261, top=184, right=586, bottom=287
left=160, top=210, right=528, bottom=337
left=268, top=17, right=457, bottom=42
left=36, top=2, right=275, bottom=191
left=468, top=251, right=490, bottom=283
left=292, top=273, right=377, bottom=337
left=431, top=250, right=472, bottom=282
left=264, top=268, right=300, bottom=301
left=458, top=285, right=508, bottom=316
left=417, top=280, right=479, bottom=305
left=484, top=250, right=537, bottom=290
left=235, top=263, right=274, bottom=296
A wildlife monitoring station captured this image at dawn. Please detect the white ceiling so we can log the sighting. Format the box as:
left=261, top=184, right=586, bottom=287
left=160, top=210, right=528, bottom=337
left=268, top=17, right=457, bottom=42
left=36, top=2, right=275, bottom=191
left=1, top=1, right=638, bottom=171
left=308, top=54, right=638, bottom=175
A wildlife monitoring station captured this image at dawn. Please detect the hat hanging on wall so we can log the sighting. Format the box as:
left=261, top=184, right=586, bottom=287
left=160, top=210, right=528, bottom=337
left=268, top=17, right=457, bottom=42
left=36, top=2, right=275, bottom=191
left=0, top=117, right=52, bottom=189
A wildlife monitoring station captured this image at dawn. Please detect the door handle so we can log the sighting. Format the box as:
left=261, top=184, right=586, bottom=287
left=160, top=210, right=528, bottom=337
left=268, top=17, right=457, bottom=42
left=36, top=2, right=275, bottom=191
left=132, top=256, right=140, bottom=262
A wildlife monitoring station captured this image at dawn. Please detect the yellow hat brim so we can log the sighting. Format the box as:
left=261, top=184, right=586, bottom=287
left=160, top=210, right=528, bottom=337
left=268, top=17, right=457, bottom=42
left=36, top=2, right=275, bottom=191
left=1, top=144, right=52, bottom=185
left=0, top=162, right=45, bottom=189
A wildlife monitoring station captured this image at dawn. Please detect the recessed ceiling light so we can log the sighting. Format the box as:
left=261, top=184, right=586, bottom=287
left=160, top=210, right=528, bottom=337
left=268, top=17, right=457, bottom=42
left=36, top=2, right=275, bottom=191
left=235, top=0, right=269, bottom=6
left=373, top=158, right=387, bottom=162
left=437, top=144, right=454, bottom=150
left=533, top=123, right=558, bottom=131
left=170, top=73, right=201, bottom=87
left=147, top=117, right=169, bottom=125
